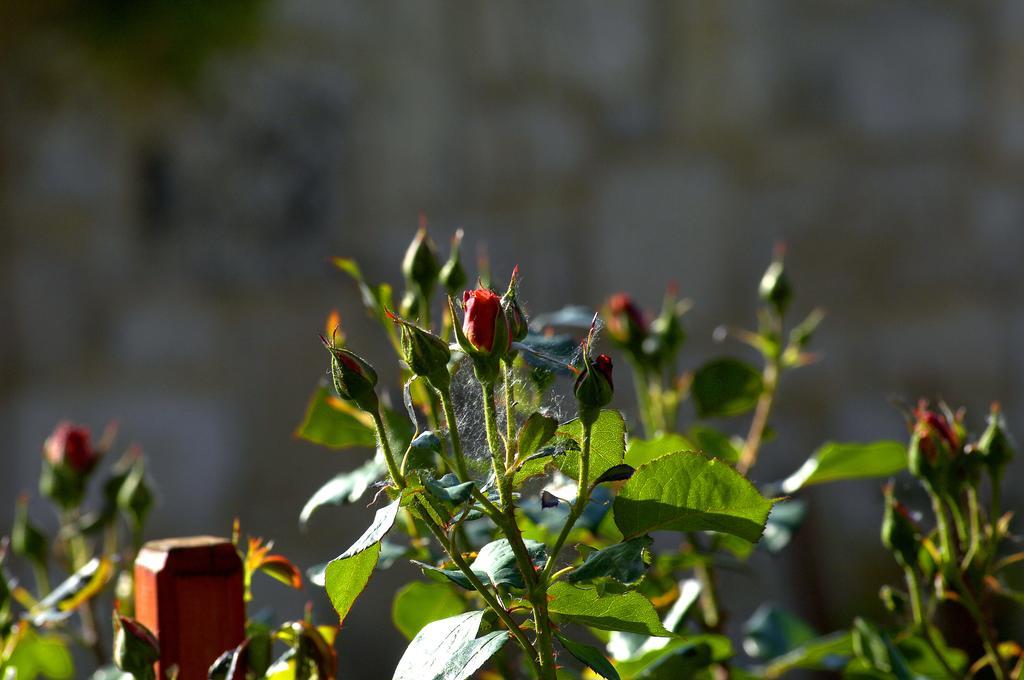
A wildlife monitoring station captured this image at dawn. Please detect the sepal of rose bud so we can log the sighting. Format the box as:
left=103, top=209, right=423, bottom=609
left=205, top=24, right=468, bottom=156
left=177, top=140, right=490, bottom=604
left=321, top=337, right=379, bottom=412
left=648, top=284, right=686, bottom=363
left=439, top=229, right=468, bottom=296
left=978, top=403, right=1014, bottom=476
left=502, top=266, right=529, bottom=344
left=117, top=458, right=155, bottom=533
left=12, top=494, right=48, bottom=568
left=113, top=612, right=160, bottom=680
left=401, top=221, right=440, bottom=296
left=575, top=353, right=614, bottom=423
left=388, top=310, right=452, bottom=390
left=759, top=244, right=793, bottom=316
left=881, top=484, right=919, bottom=568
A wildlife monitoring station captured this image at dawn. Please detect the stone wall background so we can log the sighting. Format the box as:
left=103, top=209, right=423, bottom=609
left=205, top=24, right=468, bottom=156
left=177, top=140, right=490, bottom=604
left=2, top=1, right=1024, bottom=675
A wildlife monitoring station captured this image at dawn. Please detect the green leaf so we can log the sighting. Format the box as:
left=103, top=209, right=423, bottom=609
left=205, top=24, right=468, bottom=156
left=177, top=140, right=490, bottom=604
left=780, top=441, right=906, bottom=493
left=686, top=425, right=741, bottom=464
left=296, top=387, right=377, bottom=449
left=518, top=412, right=560, bottom=459
left=607, top=578, right=702, bottom=662
left=851, top=618, right=915, bottom=680
left=299, top=457, right=387, bottom=528
left=424, top=474, right=476, bottom=504
left=2, top=627, right=75, bottom=680
left=414, top=539, right=546, bottom=590
left=392, top=581, right=467, bottom=640
left=761, top=632, right=853, bottom=677
left=556, top=633, right=620, bottom=680
left=614, top=452, right=775, bottom=543
left=612, top=636, right=733, bottom=679
left=761, top=499, right=807, bottom=554
left=743, top=605, right=817, bottom=661
left=392, top=610, right=508, bottom=680
left=548, top=582, right=673, bottom=637
left=625, top=434, right=694, bottom=469
left=323, top=497, right=402, bottom=621
left=691, top=358, right=763, bottom=418
left=516, top=410, right=626, bottom=484
left=567, top=536, right=651, bottom=585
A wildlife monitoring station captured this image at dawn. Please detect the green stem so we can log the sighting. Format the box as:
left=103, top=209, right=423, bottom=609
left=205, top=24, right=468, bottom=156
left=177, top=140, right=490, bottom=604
left=504, top=361, right=517, bottom=469
left=438, top=387, right=471, bottom=482
left=542, top=418, right=593, bottom=581
left=948, top=570, right=1006, bottom=680
left=963, top=486, right=982, bottom=570
left=945, top=492, right=968, bottom=552
left=689, top=533, right=722, bottom=631
left=480, top=380, right=510, bottom=508
left=371, top=408, right=406, bottom=488
left=929, top=489, right=958, bottom=565
left=904, top=568, right=958, bottom=679
left=737, top=359, right=779, bottom=476
left=32, top=563, right=51, bottom=597
left=372, top=408, right=544, bottom=678
left=630, top=361, right=657, bottom=438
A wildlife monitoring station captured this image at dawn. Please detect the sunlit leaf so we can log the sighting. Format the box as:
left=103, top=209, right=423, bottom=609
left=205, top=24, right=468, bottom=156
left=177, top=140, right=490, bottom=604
left=548, top=582, right=673, bottom=637
left=2, top=623, right=75, bottom=680
left=614, top=452, right=775, bottom=544
left=624, top=434, right=693, bottom=469
left=392, top=610, right=508, bottom=680
left=779, top=441, right=906, bottom=493
left=424, top=474, right=476, bottom=504
left=687, top=425, right=741, bottom=464
left=392, top=581, right=467, bottom=640
left=518, top=412, right=559, bottom=459
left=295, top=387, right=376, bottom=450
left=556, top=633, right=620, bottom=680
left=515, top=410, right=626, bottom=484
left=299, top=457, right=387, bottom=528
left=567, top=536, right=651, bottom=585
left=611, top=636, right=733, bottom=678
left=413, top=539, right=546, bottom=590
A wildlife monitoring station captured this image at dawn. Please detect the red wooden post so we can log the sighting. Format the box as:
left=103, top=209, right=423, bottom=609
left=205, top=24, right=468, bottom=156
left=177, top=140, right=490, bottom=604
left=135, top=536, right=245, bottom=680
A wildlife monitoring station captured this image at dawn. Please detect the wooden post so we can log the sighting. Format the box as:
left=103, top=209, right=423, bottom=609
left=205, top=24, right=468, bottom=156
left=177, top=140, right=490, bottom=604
left=134, top=536, right=245, bottom=680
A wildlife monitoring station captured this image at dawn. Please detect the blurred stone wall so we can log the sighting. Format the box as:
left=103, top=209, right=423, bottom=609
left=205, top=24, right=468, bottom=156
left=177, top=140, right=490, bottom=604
left=2, top=1, right=1024, bottom=676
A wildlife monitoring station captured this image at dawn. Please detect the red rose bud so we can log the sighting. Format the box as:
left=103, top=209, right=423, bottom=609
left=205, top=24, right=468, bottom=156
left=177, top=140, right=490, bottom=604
left=401, top=219, right=441, bottom=295
left=502, top=266, right=529, bottom=343
left=606, top=294, right=647, bottom=344
left=881, top=484, right=919, bottom=568
left=439, top=229, right=468, bottom=296
left=908, top=402, right=958, bottom=487
left=461, top=287, right=510, bottom=355
left=758, top=243, right=793, bottom=316
left=320, top=336, right=379, bottom=411
left=44, top=422, right=98, bottom=475
left=388, top=310, right=452, bottom=389
left=575, top=353, right=614, bottom=413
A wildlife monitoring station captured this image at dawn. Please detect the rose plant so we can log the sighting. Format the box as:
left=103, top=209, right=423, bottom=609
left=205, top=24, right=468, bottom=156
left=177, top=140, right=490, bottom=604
left=295, top=225, right=1023, bottom=679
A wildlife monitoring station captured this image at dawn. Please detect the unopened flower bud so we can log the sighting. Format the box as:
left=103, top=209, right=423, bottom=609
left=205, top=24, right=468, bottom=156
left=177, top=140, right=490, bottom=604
left=977, top=403, right=1014, bottom=478
left=402, top=222, right=440, bottom=297
left=113, top=612, right=160, bottom=680
left=439, top=229, right=468, bottom=296
left=459, top=287, right=510, bottom=356
left=881, top=485, right=919, bottom=568
left=117, top=458, right=154, bottom=533
left=605, top=294, right=647, bottom=358
left=759, top=245, right=793, bottom=316
left=321, top=338, right=379, bottom=411
left=575, top=353, right=614, bottom=416
left=908, top=402, right=958, bottom=488
left=44, top=422, right=99, bottom=475
left=648, top=284, right=686, bottom=363
left=388, top=311, right=452, bottom=390
left=502, top=266, right=529, bottom=344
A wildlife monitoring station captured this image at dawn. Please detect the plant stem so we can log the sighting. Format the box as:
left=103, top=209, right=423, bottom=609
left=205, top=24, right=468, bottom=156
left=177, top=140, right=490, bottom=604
left=541, top=419, right=593, bottom=581
left=32, top=563, right=51, bottom=597
left=689, top=533, right=722, bottom=631
left=480, top=380, right=510, bottom=508
left=371, top=408, right=406, bottom=488
left=737, top=359, right=779, bottom=476
left=629, top=361, right=657, bottom=438
left=371, top=409, right=544, bottom=678
left=963, top=486, right=982, bottom=570
left=904, top=567, right=958, bottom=679
left=504, top=361, right=517, bottom=470
left=929, top=490, right=958, bottom=566
left=438, top=387, right=471, bottom=481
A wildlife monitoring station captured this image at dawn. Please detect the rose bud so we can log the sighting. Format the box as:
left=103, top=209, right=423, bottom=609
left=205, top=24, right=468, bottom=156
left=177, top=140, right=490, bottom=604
left=113, top=612, right=160, bottom=679
left=439, top=229, right=468, bottom=296
left=401, top=221, right=441, bottom=297
left=320, top=337, right=379, bottom=412
left=44, top=422, right=99, bottom=475
left=758, top=243, right=793, bottom=316
left=575, top=353, right=614, bottom=419
left=387, top=310, right=452, bottom=390
left=460, top=287, right=510, bottom=356
left=502, top=266, right=529, bottom=344
left=648, top=284, right=686, bottom=363
left=977, top=402, right=1014, bottom=479
left=881, top=483, right=918, bottom=568
left=908, top=402, right=958, bottom=488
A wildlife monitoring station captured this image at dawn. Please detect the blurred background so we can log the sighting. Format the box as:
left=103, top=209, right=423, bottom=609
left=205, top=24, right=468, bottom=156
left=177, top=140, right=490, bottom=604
left=2, top=1, right=1023, bottom=676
